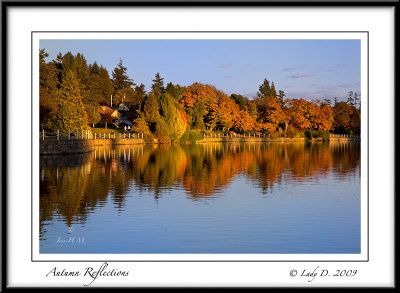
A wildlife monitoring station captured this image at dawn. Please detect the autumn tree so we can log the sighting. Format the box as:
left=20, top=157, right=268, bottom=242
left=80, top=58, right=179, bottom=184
left=333, top=101, right=360, bottom=135
left=180, top=83, right=219, bottom=130
left=233, top=110, right=256, bottom=133
left=255, top=96, right=286, bottom=132
left=286, top=98, right=312, bottom=130
left=216, top=94, right=240, bottom=130
left=85, top=104, right=101, bottom=127
left=132, top=117, right=152, bottom=136
left=349, top=105, right=361, bottom=134
left=332, top=101, right=351, bottom=133
left=40, top=49, right=62, bottom=130
left=311, top=101, right=334, bottom=131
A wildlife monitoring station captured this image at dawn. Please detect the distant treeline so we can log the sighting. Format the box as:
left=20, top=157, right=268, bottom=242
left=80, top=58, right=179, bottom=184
left=40, top=50, right=361, bottom=143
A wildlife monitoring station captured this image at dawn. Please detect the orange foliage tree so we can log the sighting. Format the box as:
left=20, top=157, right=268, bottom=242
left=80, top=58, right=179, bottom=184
left=312, top=102, right=334, bottom=131
left=216, top=94, right=240, bottom=130
left=233, top=110, right=256, bottom=133
left=286, top=98, right=313, bottom=130
left=255, top=96, right=287, bottom=132
left=180, top=83, right=219, bottom=131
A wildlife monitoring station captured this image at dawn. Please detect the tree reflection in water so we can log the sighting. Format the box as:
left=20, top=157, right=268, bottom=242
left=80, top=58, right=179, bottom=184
left=40, top=142, right=360, bottom=240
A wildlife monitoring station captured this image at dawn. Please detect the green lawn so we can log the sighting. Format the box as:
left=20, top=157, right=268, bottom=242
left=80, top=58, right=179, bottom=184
left=90, top=128, right=125, bottom=135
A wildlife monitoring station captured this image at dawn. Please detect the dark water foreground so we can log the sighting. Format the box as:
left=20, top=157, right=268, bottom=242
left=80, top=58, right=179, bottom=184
left=40, top=142, right=361, bottom=254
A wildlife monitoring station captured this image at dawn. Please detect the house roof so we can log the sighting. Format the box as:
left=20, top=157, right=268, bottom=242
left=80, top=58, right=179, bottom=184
left=98, top=106, right=114, bottom=115
left=118, top=103, right=130, bottom=111
left=98, top=106, right=120, bottom=116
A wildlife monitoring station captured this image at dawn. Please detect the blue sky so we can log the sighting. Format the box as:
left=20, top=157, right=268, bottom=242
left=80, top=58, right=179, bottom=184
left=40, top=39, right=360, bottom=100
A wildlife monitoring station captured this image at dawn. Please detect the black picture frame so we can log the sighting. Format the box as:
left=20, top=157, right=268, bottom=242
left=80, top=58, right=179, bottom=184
left=2, top=0, right=398, bottom=289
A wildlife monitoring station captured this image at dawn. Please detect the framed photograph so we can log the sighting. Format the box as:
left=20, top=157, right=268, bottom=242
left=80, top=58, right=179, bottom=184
left=3, top=0, right=396, bottom=288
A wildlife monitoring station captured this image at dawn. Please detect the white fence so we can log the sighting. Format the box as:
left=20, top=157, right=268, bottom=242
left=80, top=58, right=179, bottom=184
left=204, top=133, right=270, bottom=138
left=41, top=130, right=144, bottom=140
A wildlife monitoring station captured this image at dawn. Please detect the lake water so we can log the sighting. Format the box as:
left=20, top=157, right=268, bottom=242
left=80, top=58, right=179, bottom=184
left=39, top=142, right=361, bottom=254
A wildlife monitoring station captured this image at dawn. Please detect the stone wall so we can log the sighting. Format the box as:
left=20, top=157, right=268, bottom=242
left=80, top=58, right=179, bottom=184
left=40, top=139, right=146, bottom=155
left=198, top=137, right=306, bottom=143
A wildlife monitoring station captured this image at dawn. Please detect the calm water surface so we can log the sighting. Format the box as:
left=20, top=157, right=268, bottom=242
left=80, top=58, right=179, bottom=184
left=40, top=142, right=360, bottom=254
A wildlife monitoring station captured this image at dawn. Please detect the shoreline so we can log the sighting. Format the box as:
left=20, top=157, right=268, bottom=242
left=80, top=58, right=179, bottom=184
left=40, top=136, right=360, bottom=155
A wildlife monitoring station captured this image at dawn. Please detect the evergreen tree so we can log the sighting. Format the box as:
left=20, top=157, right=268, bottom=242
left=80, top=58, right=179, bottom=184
left=151, top=73, right=165, bottom=96
left=277, top=90, right=286, bottom=108
left=112, top=59, right=135, bottom=91
left=191, top=102, right=206, bottom=130
left=165, top=82, right=186, bottom=100
left=89, top=62, right=100, bottom=75
left=98, top=66, right=115, bottom=103
left=114, top=87, right=135, bottom=106
left=322, top=98, right=332, bottom=106
left=85, top=65, right=113, bottom=105
left=133, top=84, right=147, bottom=108
left=347, top=91, right=355, bottom=106
left=50, top=71, right=89, bottom=133
left=143, top=94, right=160, bottom=124
left=39, top=49, right=48, bottom=64
left=159, top=94, right=187, bottom=141
left=270, top=82, right=277, bottom=98
left=57, top=52, right=90, bottom=103
left=354, top=92, right=360, bottom=110
left=257, top=78, right=271, bottom=98
left=230, top=94, right=247, bottom=110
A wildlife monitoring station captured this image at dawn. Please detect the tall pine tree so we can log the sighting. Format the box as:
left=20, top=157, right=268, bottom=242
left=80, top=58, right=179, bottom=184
left=151, top=72, right=165, bottom=96
left=270, top=82, right=277, bottom=97
left=257, top=78, right=271, bottom=98
left=52, top=71, right=89, bottom=133
left=112, top=59, right=135, bottom=91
